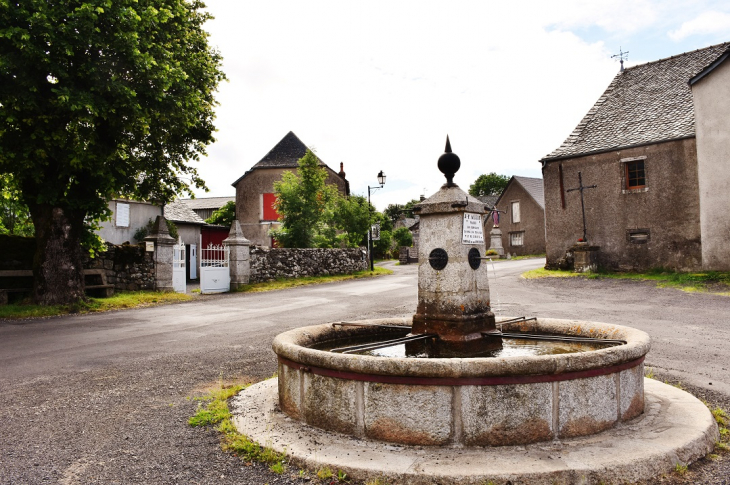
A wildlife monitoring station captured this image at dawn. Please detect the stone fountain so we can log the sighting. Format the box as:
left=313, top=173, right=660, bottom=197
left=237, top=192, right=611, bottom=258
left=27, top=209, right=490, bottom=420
left=232, top=139, right=719, bottom=484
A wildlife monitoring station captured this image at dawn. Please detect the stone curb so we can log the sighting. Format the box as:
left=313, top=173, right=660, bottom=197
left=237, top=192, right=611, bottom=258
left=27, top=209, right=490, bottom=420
left=272, top=317, right=652, bottom=378
left=232, top=378, right=719, bottom=485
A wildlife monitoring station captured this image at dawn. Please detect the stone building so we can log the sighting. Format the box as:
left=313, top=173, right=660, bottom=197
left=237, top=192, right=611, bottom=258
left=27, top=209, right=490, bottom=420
left=541, top=42, right=730, bottom=271
left=181, top=196, right=235, bottom=221
left=485, top=176, right=545, bottom=257
left=231, top=131, right=350, bottom=247
left=97, top=199, right=162, bottom=245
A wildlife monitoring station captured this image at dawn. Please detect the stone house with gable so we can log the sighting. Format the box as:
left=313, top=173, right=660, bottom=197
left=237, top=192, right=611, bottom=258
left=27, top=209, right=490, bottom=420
left=231, top=131, right=350, bottom=247
left=181, top=196, right=235, bottom=221
left=484, top=177, right=546, bottom=257
left=541, top=42, right=730, bottom=271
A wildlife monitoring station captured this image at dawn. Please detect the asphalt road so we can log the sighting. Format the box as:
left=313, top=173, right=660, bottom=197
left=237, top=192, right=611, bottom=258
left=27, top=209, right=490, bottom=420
left=1, top=258, right=728, bottom=484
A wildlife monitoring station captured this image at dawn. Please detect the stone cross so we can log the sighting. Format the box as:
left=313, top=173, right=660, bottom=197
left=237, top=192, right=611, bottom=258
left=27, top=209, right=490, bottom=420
left=566, top=171, right=597, bottom=242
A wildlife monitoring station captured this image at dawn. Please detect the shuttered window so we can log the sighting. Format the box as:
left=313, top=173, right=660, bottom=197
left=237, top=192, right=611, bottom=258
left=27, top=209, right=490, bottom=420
left=262, top=193, right=280, bottom=221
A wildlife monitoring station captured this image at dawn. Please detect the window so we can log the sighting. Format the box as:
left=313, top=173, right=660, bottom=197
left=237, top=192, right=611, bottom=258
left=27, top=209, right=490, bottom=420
left=116, top=202, right=130, bottom=227
left=262, top=193, right=280, bottom=221
left=623, top=157, right=646, bottom=190
left=511, top=201, right=521, bottom=223
left=509, top=231, right=524, bottom=247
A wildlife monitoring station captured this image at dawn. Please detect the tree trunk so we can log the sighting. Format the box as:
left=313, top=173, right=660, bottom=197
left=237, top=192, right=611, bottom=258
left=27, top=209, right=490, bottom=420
left=28, top=204, right=86, bottom=305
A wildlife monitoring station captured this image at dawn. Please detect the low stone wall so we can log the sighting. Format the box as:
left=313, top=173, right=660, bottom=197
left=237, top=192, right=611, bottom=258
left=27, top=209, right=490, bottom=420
left=84, top=243, right=155, bottom=291
left=250, top=247, right=367, bottom=283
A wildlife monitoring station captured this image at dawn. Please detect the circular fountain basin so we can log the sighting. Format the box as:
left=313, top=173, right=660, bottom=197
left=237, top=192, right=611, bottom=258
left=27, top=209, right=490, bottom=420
left=273, top=316, right=651, bottom=447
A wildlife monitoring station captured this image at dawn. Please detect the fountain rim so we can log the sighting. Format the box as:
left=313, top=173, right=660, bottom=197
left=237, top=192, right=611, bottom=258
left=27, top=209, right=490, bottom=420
left=272, top=316, right=651, bottom=380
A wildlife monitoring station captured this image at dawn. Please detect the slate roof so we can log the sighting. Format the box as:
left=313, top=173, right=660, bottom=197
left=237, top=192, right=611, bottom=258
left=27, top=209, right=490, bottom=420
left=542, top=42, right=730, bottom=162
left=180, top=196, right=235, bottom=210
left=476, top=195, right=499, bottom=209
left=394, top=217, right=418, bottom=230
left=513, top=176, right=545, bottom=209
left=164, top=200, right=206, bottom=225
left=232, top=131, right=334, bottom=186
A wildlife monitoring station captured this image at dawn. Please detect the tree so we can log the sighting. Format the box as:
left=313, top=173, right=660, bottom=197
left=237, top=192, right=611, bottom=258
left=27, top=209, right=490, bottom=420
left=0, top=175, right=34, bottom=237
left=334, top=195, right=371, bottom=248
left=0, top=1, right=225, bottom=304
left=469, top=173, right=510, bottom=197
left=383, top=198, right=421, bottom=223
left=393, top=227, right=413, bottom=247
left=271, top=150, right=338, bottom=248
left=205, top=201, right=236, bottom=227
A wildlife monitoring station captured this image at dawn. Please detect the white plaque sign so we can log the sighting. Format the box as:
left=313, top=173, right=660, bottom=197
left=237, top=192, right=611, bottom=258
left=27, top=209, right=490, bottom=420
left=462, top=212, right=484, bottom=245
left=145, top=241, right=154, bottom=252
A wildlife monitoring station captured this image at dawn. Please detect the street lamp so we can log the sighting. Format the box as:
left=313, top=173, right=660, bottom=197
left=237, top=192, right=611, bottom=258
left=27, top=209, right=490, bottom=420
left=368, top=171, right=386, bottom=271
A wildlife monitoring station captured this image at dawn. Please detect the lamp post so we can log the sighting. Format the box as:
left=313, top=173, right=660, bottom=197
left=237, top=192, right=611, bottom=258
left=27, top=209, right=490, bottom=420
left=367, top=170, right=386, bottom=271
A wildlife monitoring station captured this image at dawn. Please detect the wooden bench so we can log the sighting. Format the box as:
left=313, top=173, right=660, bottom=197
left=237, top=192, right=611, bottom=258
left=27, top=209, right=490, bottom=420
left=0, top=269, right=115, bottom=304
left=83, top=269, right=115, bottom=298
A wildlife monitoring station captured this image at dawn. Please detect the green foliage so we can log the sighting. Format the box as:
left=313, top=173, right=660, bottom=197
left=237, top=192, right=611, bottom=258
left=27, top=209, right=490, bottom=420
left=189, top=380, right=287, bottom=467
left=0, top=290, right=192, bottom=319
left=373, top=230, right=393, bottom=258
left=270, top=150, right=338, bottom=248
left=0, top=0, right=225, bottom=301
left=316, top=467, right=334, bottom=480
left=0, top=175, right=33, bottom=236
left=384, top=198, right=422, bottom=223
left=469, top=173, right=511, bottom=197
left=205, top=201, right=236, bottom=227
left=271, top=151, right=370, bottom=248
left=392, top=227, right=413, bottom=247
left=524, top=267, right=730, bottom=295
left=133, top=218, right=179, bottom=242
left=333, top=194, right=371, bottom=248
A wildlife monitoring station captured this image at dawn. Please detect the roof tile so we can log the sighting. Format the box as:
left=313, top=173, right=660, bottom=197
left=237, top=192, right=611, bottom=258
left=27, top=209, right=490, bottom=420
left=542, top=42, right=730, bottom=161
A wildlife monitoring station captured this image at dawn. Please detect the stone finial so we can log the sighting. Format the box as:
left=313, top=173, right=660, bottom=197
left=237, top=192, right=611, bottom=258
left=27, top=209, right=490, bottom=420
left=437, top=135, right=460, bottom=187
left=223, top=220, right=251, bottom=245
left=150, top=215, right=170, bottom=236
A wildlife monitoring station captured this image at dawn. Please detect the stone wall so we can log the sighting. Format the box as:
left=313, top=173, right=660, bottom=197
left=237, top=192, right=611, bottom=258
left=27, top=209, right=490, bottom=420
left=543, top=138, right=702, bottom=271
left=250, top=247, right=367, bottom=283
left=83, top=243, right=156, bottom=291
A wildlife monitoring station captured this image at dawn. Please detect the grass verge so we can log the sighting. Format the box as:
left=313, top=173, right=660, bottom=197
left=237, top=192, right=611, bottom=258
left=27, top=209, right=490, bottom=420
left=234, top=266, right=393, bottom=293
left=189, top=381, right=287, bottom=473
left=523, top=267, right=730, bottom=295
left=0, top=291, right=192, bottom=320
left=509, top=253, right=546, bottom=261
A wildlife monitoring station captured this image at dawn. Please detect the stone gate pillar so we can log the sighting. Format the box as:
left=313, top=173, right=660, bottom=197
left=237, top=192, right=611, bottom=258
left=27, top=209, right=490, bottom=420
left=223, top=220, right=251, bottom=290
left=143, top=215, right=176, bottom=292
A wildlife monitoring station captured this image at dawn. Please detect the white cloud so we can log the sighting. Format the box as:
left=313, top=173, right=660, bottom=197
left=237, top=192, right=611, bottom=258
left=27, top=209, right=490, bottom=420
left=668, top=11, right=730, bottom=41
left=192, top=1, right=725, bottom=209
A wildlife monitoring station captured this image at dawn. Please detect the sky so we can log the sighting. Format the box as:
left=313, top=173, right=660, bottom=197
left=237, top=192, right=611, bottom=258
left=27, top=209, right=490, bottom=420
left=192, top=0, right=730, bottom=210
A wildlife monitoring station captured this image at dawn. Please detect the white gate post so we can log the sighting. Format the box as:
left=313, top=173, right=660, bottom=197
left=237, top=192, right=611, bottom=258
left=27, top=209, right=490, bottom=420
left=143, top=216, right=176, bottom=292
left=223, top=220, right=251, bottom=290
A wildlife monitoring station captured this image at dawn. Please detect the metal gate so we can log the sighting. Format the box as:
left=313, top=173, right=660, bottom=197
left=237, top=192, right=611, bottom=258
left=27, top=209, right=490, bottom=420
left=173, top=239, right=186, bottom=293
left=200, top=244, right=230, bottom=294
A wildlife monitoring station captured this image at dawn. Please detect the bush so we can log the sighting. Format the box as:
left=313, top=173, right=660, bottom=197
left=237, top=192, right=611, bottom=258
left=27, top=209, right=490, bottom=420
left=393, top=227, right=413, bottom=247
left=134, top=218, right=179, bottom=242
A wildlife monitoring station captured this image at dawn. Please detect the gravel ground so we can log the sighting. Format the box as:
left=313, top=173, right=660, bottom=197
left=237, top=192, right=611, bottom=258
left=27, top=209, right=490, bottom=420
left=2, top=340, right=726, bottom=484
left=1, top=266, right=728, bottom=484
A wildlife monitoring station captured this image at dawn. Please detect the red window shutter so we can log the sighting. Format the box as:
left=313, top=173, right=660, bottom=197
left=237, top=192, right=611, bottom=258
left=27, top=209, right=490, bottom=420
left=263, top=193, right=280, bottom=221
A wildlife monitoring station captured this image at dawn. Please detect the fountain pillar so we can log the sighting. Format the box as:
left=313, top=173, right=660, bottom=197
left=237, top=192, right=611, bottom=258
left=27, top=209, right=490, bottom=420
left=411, top=138, right=500, bottom=355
